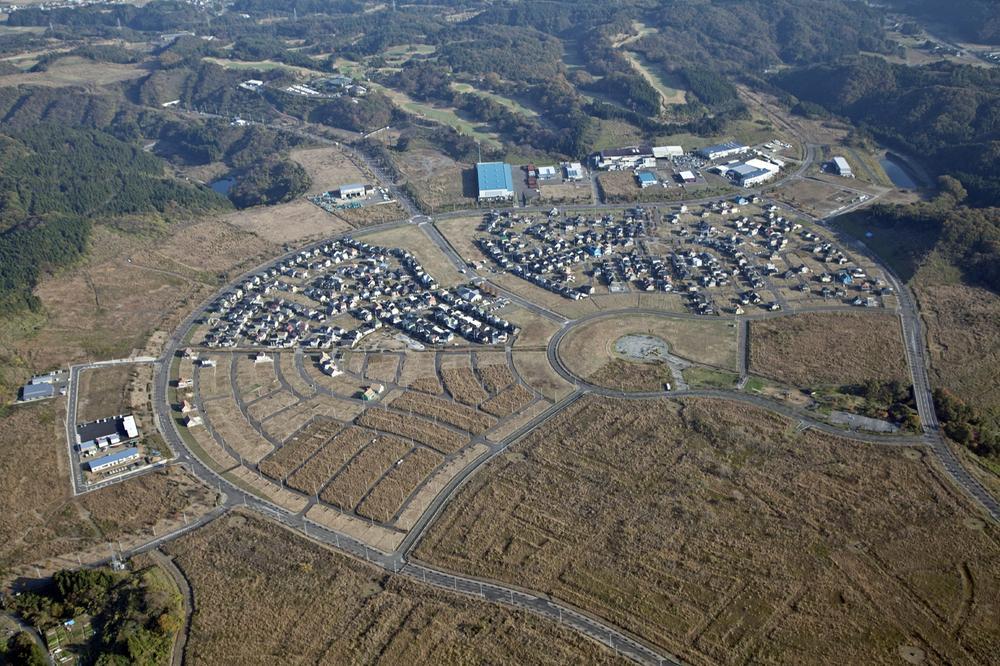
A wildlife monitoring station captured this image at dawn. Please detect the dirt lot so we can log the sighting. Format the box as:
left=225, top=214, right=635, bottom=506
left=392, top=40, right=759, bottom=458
left=749, top=312, right=908, bottom=388
left=559, top=314, right=738, bottom=384
left=75, top=364, right=133, bottom=422
left=0, top=401, right=215, bottom=578
left=416, top=395, right=1000, bottom=665
left=537, top=180, right=593, bottom=205
left=392, top=147, right=476, bottom=211
left=164, top=512, right=626, bottom=665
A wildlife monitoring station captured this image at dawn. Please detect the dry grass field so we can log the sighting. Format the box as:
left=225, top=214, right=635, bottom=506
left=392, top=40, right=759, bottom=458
left=165, top=512, right=627, bottom=665
left=286, top=426, right=374, bottom=496
left=392, top=147, right=476, bottom=211
left=356, top=409, right=466, bottom=455
left=559, top=314, right=738, bottom=386
left=916, top=282, right=1000, bottom=423
left=0, top=56, right=146, bottom=87
left=480, top=384, right=535, bottom=417
left=223, top=199, right=351, bottom=246
left=390, top=392, right=495, bottom=433
left=588, top=358, right=673, bottom=392
left=355, top=447, right=443, bottom=522
left=440, top=367, right=489, bottom=406
left=538, top=180, right=593, bottom=205
left=319, top=434, right=416, bottom=510
left=75, top=364, right=133, bottom=422
left=0, top=401, right=215, bottom=578
left=258, top=418, right=343, bottom=481
left=748, top=312, right=908, bottom=387
left=416, top=395, right=1000, bottom=665
left=432, top=216, right=490, bottom=266
left=290, top=146, right=369, bottom=196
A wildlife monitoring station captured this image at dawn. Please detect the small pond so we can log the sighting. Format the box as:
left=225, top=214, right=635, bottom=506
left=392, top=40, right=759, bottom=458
left=879, top=155, right=918, bottom=190
left=210, top=178, right=234, bottom=195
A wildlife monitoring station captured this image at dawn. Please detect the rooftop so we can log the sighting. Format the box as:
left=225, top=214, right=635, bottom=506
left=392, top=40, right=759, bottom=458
left=476, top=162, right=514, bottom=193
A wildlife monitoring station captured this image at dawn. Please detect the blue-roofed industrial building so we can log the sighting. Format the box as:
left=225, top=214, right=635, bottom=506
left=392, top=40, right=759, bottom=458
left=21, top=383, right=55, bottom=402
left=85, top=447, right=141, bottom=473
left=636, top=171, right=657, bottom=188
left=476, top=162, right=514, bottom=201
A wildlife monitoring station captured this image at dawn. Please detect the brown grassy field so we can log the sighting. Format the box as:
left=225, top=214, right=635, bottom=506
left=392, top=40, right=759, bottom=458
left=356, top=409, right=466, bottom=455
left=916, top=281, right=1000, bottom=424
left=588, top=358, right=673, bottom=392
left=164, top=512, right=627, bottom=665
left=748, top=312, right=908, bottom=387
left=258, top=418, right=342, bottom=481
left=440, top=367, right=489, bottom=406
left=286, top=426, right=375, bottom=495
left=416, top=395, right=1000, bottom=665
left=319, top=435, right=416, bottom=510
left=75, top=364, right=133, bottom=422
left=477, top=363, right=516, bottom=393
left=480, top=384, right=535, bottom=417
left=0, top=402, right=215, bottom=577
left=355, top=447, right=443, bottom=522
left=223, top=199, right=351, bottom=246
left=559, top=314, right=738, bottom=385
left=290, top=146, right=369, bottom=196
left=390, top=392, right=495, bottom=433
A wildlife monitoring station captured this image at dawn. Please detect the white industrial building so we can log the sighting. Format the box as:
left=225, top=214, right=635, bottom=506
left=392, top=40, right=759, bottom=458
left=592, top=146, right=655, bottom=170
left=832, top=156, right=854, bottom=178
left=653, top=145, right=684, bottom=158
left=697, top=141, right=749, bottom=161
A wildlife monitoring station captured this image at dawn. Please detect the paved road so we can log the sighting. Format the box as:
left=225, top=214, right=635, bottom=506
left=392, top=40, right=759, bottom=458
left=131, top=108, right=998, bottom=661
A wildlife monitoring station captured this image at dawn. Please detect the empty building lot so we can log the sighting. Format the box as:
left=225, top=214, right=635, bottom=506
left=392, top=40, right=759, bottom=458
left=748, top=311, right=909, bottom=388
left=415, top=395, right=1000, bottom=665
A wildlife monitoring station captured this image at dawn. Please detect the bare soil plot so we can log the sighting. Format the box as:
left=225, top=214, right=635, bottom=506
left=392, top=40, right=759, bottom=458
left=360, top=224, right=463, bottom=287
left=390, top=392, right=495, bottom=433
left=356, top=409, right=466, bottom=455
left=355, top=447, right=444, bottom=522
left=537, top=180, right=592, bottom=205
left=165, top=512, right=627, bottom=665
left=319, top=435, right=416, bottom=510
left=398, top=352, right=442, bottom=394
left=259, top=418, right=342, bottom=481
left=246, top=390, right=299, bottom=422
left=432, top=217, right=489, bottom=265
left=559, top=314, right=738, bottom=385
left=748, top=312, right=908, bottom=388
left=76, top=364, right=133, bottom=422
left=363, top=353, right=401, bottom=384
left=416, top=395, right=1000, bottom=665
left=290, top=146, right=368, bottom=196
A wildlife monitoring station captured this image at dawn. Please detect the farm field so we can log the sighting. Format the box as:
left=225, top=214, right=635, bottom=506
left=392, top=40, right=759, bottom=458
left=165, top=512, right=628, bottom=665
left=416, top=395, right=1000, bottom=665
left=748, top=312, right=909, bottom=388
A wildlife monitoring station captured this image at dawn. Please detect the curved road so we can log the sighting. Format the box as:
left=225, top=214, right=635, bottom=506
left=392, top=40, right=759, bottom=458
left=133, top=113, right=998, bottom=663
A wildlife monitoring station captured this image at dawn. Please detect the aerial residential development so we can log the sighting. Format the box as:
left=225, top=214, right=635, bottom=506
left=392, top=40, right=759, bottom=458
left=1, top=1, right=998, bottom=665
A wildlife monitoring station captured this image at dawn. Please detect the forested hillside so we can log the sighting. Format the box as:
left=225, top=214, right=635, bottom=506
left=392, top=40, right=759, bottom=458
left=774, top=58, right=1000, bottom=206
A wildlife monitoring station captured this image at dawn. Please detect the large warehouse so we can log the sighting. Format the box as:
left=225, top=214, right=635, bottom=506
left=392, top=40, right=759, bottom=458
left=476, top=162, right=514, bottom=201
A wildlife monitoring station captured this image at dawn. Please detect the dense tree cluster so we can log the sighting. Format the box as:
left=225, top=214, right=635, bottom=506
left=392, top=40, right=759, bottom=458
left=6, top=567, right=182, bottom=666
left=935, top=389, right=1000, bottom=458
left=229, top=158, right=310, bottom=208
